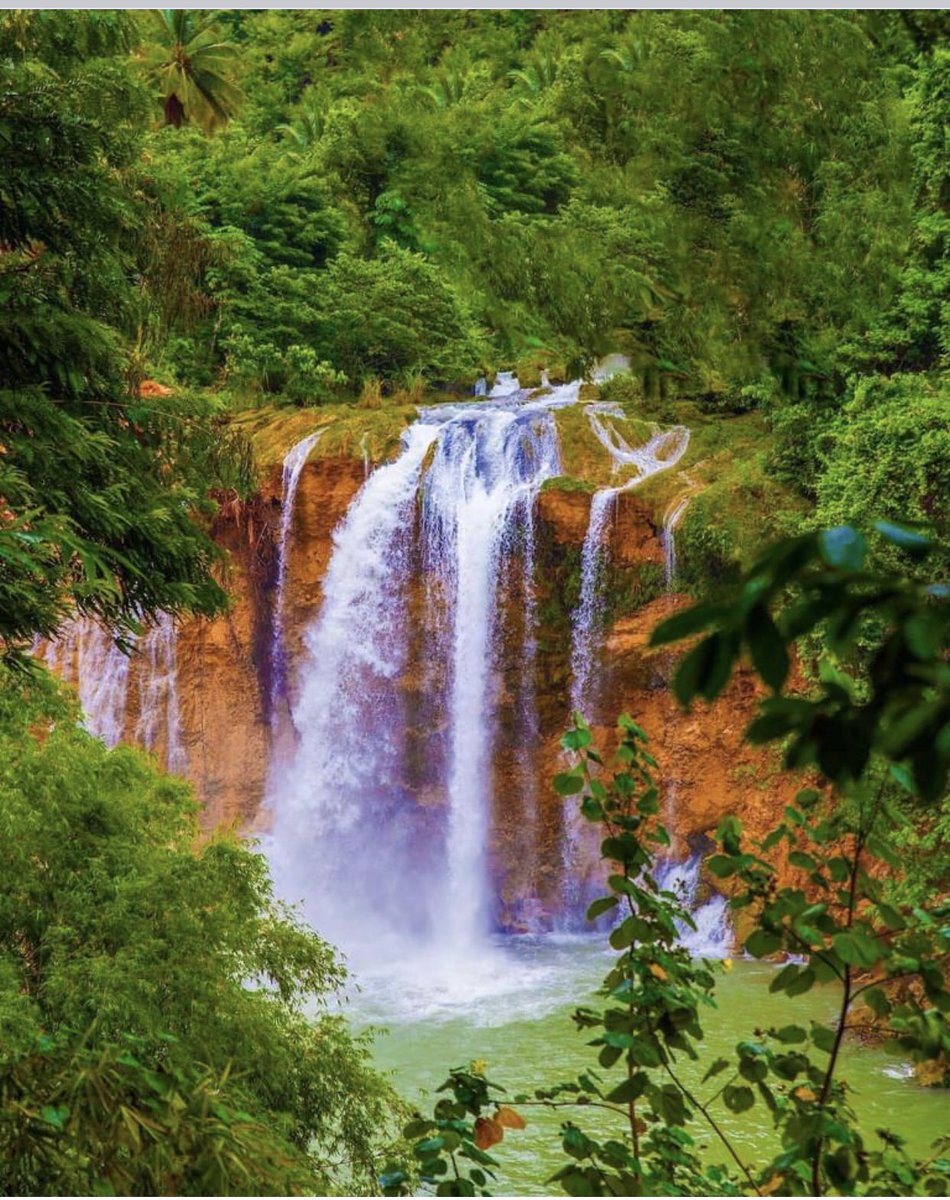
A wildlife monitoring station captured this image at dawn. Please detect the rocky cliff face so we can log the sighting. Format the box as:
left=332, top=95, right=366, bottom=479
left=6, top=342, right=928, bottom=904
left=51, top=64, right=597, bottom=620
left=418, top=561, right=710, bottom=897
left=155, top=452, right=805, bottom=924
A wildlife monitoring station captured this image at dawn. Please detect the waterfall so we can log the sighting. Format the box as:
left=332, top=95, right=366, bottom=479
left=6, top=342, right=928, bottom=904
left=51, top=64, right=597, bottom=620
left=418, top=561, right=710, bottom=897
left=568, top=418, right=691, bottom=722
left=267, top=384, right=573, bottom=967
left=562, top=413, right=691, bottom=926
left=135, top=613, right=186, bottom=774
left=41, top=612, right=186, bottom=773
left=655, top=493, right=732, bottom=956
left=489, top=370, right=521, bottom=397
left=569, top=488, right=617, bottom=721
left=662, top=494, right=691, bottom=591
left=654, top=854, right=731, bottom=957
left=271, top=430, right=323, bottom=717
left=586, top=403, right=690, bottom=477
left=43, top=617, right=132, bottom=747
left=591, top=353, right=631, bottom=383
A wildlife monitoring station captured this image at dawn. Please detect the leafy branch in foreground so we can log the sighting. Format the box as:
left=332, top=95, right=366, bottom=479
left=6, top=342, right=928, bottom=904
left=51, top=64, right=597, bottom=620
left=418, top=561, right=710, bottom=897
left=384, top=522, right=949, bottom=1197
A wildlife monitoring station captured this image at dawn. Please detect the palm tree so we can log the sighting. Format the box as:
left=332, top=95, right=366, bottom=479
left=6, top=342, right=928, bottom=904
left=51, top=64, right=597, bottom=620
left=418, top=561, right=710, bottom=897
left=507, top=52, right=559, bottom=105
left=275, top=103, right=326, bottom=152
left=138, top=10, right=242, bottom=134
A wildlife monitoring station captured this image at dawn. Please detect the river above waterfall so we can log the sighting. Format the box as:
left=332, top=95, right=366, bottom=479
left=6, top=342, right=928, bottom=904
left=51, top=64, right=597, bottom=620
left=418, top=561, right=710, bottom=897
left=349, top=941, right=948, bottom=1196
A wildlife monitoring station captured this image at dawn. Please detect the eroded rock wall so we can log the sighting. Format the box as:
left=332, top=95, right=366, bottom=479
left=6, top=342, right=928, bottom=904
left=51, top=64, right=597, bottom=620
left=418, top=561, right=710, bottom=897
left=87, top=457, right=803, bottom=919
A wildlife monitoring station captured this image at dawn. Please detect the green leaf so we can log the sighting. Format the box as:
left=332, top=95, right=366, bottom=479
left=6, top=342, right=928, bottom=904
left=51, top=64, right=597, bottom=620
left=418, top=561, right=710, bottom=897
left=605, top=1075, right=646, bottom=1104
left=674, top=632, right=736, bottom=705
left=874, top=520, right=932, bottom=557
left=404, top=1119, right=435, bottom=1138
left=586, top=895, right=618, bottom=921
left=745, top=929, right=782, bottom=958
left=649, top=602, right=726, bottom=647
left=41, top=1105, right=69, bottom=1130
left=723, top=1084, right=755, bottom=1113
left=862, top=987, right=891, bottom=1017
left=707, top=853, right=737, bottom=878
left=415, top=1136, right=446, bottom=1155
left=786, top=967, right=816, bottom=997
left=745, top=603, right=790, bottom=691
left=833, top=930, right=882, bottom=969
left=819, top=525, right=866, bottom=571
left=554, top=771, right=585, bottom=796
left=702, top=1056, right=731, bottom=1082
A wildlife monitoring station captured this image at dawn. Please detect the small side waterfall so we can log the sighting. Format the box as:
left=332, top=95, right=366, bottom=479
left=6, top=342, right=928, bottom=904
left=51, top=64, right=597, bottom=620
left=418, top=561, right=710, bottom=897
left=654, top=854, right=731, bottom=956
left=569, top=489, right=617, bottom=720
left=655, top=497, right=732, bottom=956
left=561, top=416, right=691, bottom=919
left=271, top=430, right=323, bottom=718
left=662, top=494, right=691, bottom=591
left=42, top=613, right=185, bottom=772
left=568, top=419, right=691, bottom=723
left=44, top=618, right=133, bottom=747
left=135, top=614, right=187, bottom=775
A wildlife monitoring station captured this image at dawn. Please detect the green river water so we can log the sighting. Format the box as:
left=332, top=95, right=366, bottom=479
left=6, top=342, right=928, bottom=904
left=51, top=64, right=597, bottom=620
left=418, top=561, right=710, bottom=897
left=351, top=937, right=948, bottom=1195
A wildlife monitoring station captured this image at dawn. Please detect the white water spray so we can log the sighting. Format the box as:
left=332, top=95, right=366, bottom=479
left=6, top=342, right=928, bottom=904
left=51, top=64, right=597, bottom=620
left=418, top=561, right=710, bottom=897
left=562, top=412, right=691, bottom=923
left=569, top=488, right=617, bottom=720
left=654, top=492, right=732, bottom=956
left=42, top=613, right=185, bottom=774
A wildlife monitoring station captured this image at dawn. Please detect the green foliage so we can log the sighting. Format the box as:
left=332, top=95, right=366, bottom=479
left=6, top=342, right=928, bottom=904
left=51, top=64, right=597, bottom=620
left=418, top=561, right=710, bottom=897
left=136, top=10, right=243, bottom=133
left=0, top=663, right=401, bottom=1194
left=652, top=523, right=950, bottom=799
left=387, top=526, right=950, bottom=1196
left=309, top=247, right=484, bottom=385
left=105, top=9, right=937, bottom=412
left=0, top=12, right=255, bottom=653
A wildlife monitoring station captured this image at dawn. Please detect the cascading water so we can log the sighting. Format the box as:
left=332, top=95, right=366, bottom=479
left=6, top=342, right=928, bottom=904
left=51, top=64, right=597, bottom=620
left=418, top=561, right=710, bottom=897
left=655, top=493, right=732, bottom=956
left=267, top=383, right=574, bottom=976
left=42, top=612, right=186, bottom=773
left=654, top=854, right=731, bottom=956
left=568, top=416, right=691, bottom=724
left=586, top=402, right=690, bottom=476
left=562, top=410, right=710, bottom=932
left=569, top=488, right=617, bottom=721
left=662, top=494, right=691, bottom=591
left=271, top=430, right=323, bottom=719
left=43, top=617, right=132, bottom=747
left=135, top=613, right=187, bottom=774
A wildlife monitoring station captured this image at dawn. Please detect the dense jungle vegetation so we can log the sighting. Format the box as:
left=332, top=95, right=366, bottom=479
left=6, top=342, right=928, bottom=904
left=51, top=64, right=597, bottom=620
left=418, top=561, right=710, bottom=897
left=0, top=8, right=948, bottom=1196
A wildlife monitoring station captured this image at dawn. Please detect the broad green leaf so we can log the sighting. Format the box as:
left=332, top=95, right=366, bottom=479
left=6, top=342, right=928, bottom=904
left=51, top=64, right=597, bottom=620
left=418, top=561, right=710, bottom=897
left=649, top=602, right=726, bottom=647
left=818, top=525, right=866, bottom=571
left=745, top=603, right=790, bottom=691
left=723, top=1084, right=755, bottom=1113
